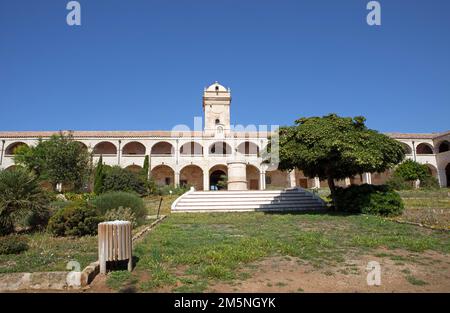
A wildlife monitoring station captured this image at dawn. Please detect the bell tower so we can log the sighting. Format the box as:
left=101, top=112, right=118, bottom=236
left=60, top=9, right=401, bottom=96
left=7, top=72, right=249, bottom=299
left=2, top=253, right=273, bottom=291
left=203, top=81, right=231, bottom=133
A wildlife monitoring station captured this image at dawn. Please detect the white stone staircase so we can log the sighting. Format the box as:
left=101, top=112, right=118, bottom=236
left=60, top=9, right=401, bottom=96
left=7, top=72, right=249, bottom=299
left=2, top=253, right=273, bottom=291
left=171, top=187, right=326, bottom=213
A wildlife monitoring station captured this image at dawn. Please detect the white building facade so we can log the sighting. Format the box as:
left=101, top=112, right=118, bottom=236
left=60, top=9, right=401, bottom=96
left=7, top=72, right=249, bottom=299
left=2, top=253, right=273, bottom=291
left=0, top=82, right=449, bottom=189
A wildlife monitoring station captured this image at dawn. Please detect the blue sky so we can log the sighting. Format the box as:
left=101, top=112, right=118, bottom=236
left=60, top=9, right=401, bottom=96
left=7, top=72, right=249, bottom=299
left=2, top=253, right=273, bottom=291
left=0, top=0, right=449, bottom=133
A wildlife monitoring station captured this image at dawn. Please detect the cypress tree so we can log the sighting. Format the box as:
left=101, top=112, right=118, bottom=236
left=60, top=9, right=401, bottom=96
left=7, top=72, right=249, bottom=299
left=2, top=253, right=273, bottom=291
left=142, top=155, right=149, bottom=180
left=93, top=155, right=104, bottom=194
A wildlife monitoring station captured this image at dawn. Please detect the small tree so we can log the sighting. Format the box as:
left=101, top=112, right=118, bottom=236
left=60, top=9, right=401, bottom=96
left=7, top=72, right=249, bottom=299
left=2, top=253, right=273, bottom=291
left=272, top=114, right=405, bottom=202
left=93, top=155, right=104, bottom=195
left=393, top=159, right=428, bottom=182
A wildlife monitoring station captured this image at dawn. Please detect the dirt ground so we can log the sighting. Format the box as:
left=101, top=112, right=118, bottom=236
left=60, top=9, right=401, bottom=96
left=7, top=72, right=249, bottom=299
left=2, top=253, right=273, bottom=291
left=86, top=248, right=450, bottom=293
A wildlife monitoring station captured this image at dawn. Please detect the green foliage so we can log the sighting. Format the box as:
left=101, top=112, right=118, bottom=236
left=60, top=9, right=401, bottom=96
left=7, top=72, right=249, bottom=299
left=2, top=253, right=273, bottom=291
left=0, top=236, right=29, bottom=255
left=0, top=168, right=50, bottom=235
left=420, top=175, right=440, bottom=189
left=272, top=114, right=405, bottom=199
left=386, top=175, right=413, bottom=191
left=93, top=155, right=105, bottom=195
left=394, top=160, right=428, bottom=182
left=334, top=184, right=404, bottom=216
left=390, top=160, right=440, bottom=190
left=63, top=192, right=95, bottom=202
left=142, top=155, right=150, bottom=180
left=102, top=166, right=147, bottom=195
left=14, top=132, right=92, bottom=191
left=217, top=175, right=228, bottom=190
left=104, top=207, right=138, bottom=227
left=47, top=202, right=103, bottom=237
left=91, top=191, right=146, bottom=224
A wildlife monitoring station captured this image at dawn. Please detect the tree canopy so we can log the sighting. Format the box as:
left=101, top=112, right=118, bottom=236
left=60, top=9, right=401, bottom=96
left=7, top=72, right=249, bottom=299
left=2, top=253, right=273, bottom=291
left=273, top=114, right=405, bottom=195
left=14, top=132, right=92, bottom=191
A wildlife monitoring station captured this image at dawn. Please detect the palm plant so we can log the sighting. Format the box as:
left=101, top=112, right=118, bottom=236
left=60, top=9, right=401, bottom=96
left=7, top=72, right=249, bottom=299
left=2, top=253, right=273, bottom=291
left=0, top=168, right=50, bottom=235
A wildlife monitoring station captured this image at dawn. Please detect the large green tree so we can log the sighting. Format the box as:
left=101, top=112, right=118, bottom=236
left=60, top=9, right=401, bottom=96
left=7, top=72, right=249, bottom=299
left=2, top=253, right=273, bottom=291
left=273, top=114, right=405, bottom=200
left=14, top=132, right=92, bottom=191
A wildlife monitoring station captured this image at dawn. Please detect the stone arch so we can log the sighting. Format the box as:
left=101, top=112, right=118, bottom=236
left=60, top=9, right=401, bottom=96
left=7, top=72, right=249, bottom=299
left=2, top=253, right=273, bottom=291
left=399, top=142, right=412, bottom=155
left=209, top=141, right=232, bottom=155
left=5, top=142, right=28, bottom=156
left=209, top=164, right=228, bottom=190
left=180, top=165, right=203, bottom=190
left=180, top=142, right=203, bottom=156
left=416, top=143, right=434, bottom=155
left=75, top=141, right=88, bottom=150
left=151, top=164, right=175, bottom=186
left=151, top=141, right=174, bottom=156
left=125, top=164, right=143, bottom=174
left=93, top=141, right=117, bottom=155
left=122, top=141, right=146, bottom=155
left=438, top=140, right=450, bottom=153
left=237, top=141, right=259, bottom=156
left=246, top=164, right=260, bottom=190
left=4, top=165, right=18, bottom=171
left=424, top=164, right=438, bottom=178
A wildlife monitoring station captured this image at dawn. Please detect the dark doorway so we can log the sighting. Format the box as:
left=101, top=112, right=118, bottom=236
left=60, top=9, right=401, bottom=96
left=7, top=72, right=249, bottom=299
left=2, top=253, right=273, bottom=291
left=210, top=170, right=226, bottom=190
left=446, top=164, right=450, bottom=187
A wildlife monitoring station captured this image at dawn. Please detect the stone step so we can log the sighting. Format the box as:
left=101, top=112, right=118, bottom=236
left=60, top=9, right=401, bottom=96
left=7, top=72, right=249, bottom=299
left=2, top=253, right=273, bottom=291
left=171, top=188, right=326, bottom=213
left=178, top=199, right=320, bottom=205
left=183, top=194, right=315, bottom=200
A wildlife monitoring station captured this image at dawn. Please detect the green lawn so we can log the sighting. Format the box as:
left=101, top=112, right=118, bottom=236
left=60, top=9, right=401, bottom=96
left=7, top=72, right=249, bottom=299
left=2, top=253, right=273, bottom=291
left=0, top=233, right=97, bottom=273
left=107, top=210, right=450, bottom=292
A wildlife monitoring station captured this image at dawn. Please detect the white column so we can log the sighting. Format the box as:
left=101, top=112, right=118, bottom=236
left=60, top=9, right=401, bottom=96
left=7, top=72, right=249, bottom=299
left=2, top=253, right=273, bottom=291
left=260, top=171, right=265, bottom=190
left=289, top=170, right=296, bottom=187
left=362, top=172, right=372, bottom=184
left=314, top=176, right=320, bottom=189
left=227, top=160, right=247, bottom=190
left=345, top=177, right=351, bottom=186
left=174, top=171, right=180, bottom=187
left=203, top=170, right=210, bottom=191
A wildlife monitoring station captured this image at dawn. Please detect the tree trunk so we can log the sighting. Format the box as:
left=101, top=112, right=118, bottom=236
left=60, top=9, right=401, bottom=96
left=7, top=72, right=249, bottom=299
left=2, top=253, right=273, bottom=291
left=327, top=177, right=337, bottom=206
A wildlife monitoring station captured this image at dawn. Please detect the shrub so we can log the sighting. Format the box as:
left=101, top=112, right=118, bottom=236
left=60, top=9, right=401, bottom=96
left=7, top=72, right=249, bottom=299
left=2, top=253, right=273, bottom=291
left=102, top=166, right=146, bottom=195
left=104, top=207, right=137, bottom=228
left=91, top=191, right=146, bottom=224
left=420, top=176, right=440, bottom=189
left=47, top=202, right=103, bottom=237
left=0, top=236, right=29, bottom=255
left=0, top=168, right=50, bottom=235
left=334, top=184, right=404, bottom=216
left=386, top=175, right=412, bottom=191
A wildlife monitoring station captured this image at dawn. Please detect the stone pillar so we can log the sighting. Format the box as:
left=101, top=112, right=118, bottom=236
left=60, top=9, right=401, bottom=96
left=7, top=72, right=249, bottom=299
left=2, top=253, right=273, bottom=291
left=362, top=172, right=372, bottom=184
left=345, top=178, right=351, bottom=186
left=227, top=160, right=247, bottom=190
left=203, top=170, right=210, bottom=191
left=314, top=177, right=320, bottom=189
left=289, top=170, right=296, bottom=188
left=260, top=171, right=265, bottom=190
left=174, top=171, right=180, bottom=187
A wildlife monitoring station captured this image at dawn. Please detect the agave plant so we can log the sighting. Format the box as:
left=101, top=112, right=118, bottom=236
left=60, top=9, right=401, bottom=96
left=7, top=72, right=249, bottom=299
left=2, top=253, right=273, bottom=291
left=0, top=168, right=50, bottom=235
